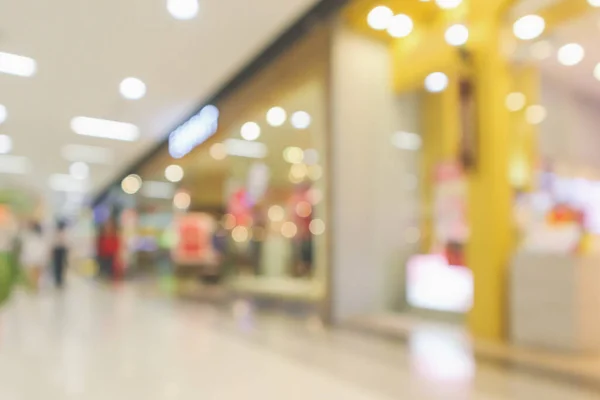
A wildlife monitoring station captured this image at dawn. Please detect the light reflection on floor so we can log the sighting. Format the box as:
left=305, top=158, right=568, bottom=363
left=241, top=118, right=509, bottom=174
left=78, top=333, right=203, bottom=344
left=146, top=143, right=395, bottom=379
left=0, top=279, right=599, bottom=399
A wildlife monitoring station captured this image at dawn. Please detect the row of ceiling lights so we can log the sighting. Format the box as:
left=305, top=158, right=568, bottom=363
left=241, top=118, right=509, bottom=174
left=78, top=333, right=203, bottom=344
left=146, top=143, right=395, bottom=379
left=0, top=0, right=201, bottom=189
left=366, top=3, right=466, bottom=95
left=240, top=107, right=311, bottom=141
left=366, top=1, right=600, bottom=97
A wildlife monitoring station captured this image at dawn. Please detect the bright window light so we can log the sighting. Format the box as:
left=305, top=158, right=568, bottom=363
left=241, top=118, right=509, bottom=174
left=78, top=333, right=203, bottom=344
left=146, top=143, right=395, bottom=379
left=167, top=0, right=199, bottom=20
left=120, top=77, right=147, bottom=100
left=0, top=52, right=37, bottom=77
left=225, top=139, right=267, bottom=159
left=588, top=0, right=600, bottom=7
left=513, top=15, right=545, bottom=41
left=165, top=164, right=184, bottom=182
left=122, top=174, right=142, bottom=195
left=69, top=161, right=89, bottom=180
left=435, top=0, right=463, bottom=10
left=557, top=43, right=585, bottom=66
left=71, top=117, right=140, bottom=141
left=445, top=24, right=469, bottom=46
left=266, top=107, right=287, bottom=127
left=367, top=6, right=393, bottom=30
left=0, top=104, right=6, bottom=124
left=387, top=14, right=413, bottom=38
left=0, top=135, right=11, bottom=154
left=240, top=122, right=261, bottom=141
left=62, top=144, right=113, bottom=164
left=0, top=155, right=29, bottom=174
left=291, top=111, right=311, bottom=130
left=424, top=72, right=449, bottom=93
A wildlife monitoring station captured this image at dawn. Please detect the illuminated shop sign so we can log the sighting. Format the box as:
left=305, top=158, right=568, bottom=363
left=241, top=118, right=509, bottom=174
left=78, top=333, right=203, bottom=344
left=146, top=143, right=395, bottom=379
left=168, top=105, right=219, bottom=159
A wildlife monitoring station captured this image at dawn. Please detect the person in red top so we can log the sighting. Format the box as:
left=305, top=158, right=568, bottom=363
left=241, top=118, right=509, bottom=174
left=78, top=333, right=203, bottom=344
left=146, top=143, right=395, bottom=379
left=97, top=220, right=120, bottom=280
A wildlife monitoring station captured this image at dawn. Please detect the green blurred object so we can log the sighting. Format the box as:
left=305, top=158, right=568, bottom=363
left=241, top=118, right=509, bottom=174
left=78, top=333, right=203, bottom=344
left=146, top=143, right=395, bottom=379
left=0, top=252, right=13, bottom=304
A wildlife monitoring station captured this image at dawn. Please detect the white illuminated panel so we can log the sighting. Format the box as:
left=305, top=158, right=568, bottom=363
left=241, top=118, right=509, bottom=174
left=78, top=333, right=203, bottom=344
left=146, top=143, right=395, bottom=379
left=62, top=144, right=114, bottom=164
left=169, top=105, right=219, bottom=158
left=225, top=139, right=267, bottom=159
left=71, top=117, right=139, bottom=141
left=0, top=155, right=30, bottom=174
left=406, top=254, right=473, bottom=313
left=142, top=181, right=175, bottom=199
left=0, top=52, right=37, bottom=77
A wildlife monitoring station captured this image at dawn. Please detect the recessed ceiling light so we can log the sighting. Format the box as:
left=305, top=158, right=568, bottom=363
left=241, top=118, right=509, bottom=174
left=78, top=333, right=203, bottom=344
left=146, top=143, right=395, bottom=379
left=505, top=92, right=527, bottom=112
left=241, top=122, right=261, bottom=141
left=291, top=111, right=311, bottom=129
left=69, top=161, right=89, bottom=180
left=120, top=77, right=147, bottom=100
left=0, top=104, right=6, bottom=124
left=367, top=6, right=393, bottom=30
left=62, top=144, right=113, bottom=164
left=525, top=105, right=547, bottom=125
left=0, top=52, right=37, bottom=77
left=557, top=43, right=585, bottom=66
left=435, top=0, right=462, bottom=9
left=71, top=117, right=139, bottom=141
left=513, top=15, right=545, bottom=41
left=505, top=92, right=526, bottom=111
left=173, top=191, right=191, bottom=210
left=309, top=219, right=326, bottom=236
left=165, top=164, right=184, bottom=182
left=167, top=0, right=199, bottom=20
left=283, top=146, right=304, bottom=164
left=209, top=142, right=227, bottom=160
left=0, top=135, right=12, bottom=154
left=424, top=72, right=449, bottom=93
left=122, top=174, right=142, bottom=195
left=445, top=24, right=469, bottom=46
left=387, top=14, right=414, bottom=38
left=594, top=63, right=600, bottom=81
left=266, top=107, right=287, bottom=127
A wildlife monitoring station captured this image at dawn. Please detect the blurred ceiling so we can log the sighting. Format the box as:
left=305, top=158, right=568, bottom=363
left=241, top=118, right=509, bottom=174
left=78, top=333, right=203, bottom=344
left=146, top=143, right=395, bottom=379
left=0, top=0, right=318, bottom=206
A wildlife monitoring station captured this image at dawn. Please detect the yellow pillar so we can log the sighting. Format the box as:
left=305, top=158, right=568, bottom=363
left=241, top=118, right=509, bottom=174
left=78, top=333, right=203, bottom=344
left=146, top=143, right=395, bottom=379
left=466, top=17, right=513, bottom=340
left=510, top=66, right=540, bottom=191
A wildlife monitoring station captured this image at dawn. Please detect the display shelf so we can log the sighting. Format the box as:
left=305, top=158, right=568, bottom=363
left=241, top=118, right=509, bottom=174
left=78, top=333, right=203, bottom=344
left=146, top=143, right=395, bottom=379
left=510, top=251, right=600, bottom=352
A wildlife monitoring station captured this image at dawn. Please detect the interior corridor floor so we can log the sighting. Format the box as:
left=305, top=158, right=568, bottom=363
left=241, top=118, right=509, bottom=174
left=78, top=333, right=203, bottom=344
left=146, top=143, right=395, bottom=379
left=0, top=279, right=598, bottom=400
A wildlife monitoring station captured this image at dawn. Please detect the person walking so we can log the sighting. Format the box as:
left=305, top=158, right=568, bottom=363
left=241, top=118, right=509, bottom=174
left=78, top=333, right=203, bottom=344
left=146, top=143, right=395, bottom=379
left=97, top=220, right=119, bottom=280
left=52, top=220, right=69, bottom=288
left=20, top=221, right=48, bottom=291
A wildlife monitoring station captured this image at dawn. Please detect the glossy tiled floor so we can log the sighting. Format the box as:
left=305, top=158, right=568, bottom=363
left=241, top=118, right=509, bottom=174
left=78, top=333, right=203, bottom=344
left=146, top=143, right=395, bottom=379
left=0, top=279, right=599, bottom=400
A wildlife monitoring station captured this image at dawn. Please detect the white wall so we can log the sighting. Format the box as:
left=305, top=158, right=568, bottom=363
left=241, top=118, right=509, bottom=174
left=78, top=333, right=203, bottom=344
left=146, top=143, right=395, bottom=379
left=330, top=22, right=421, bottom=321
left=540, top=75, right=600, bottom=174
